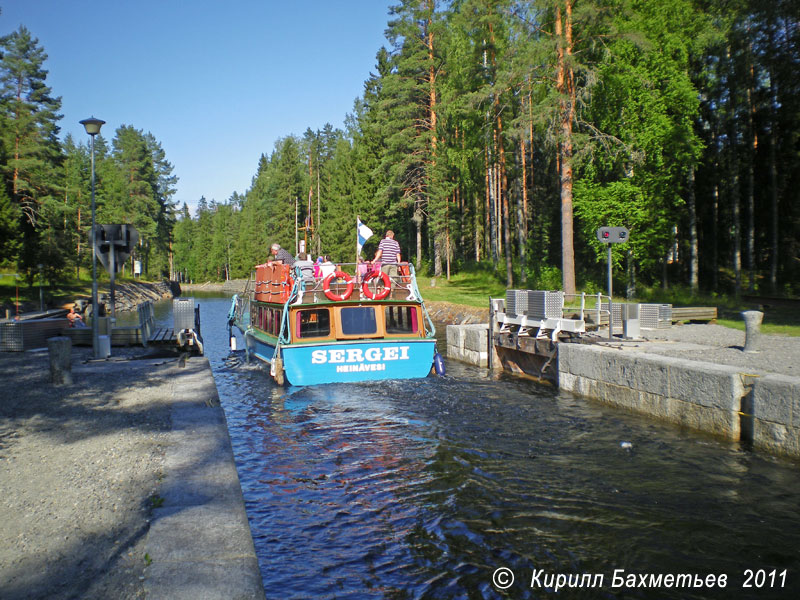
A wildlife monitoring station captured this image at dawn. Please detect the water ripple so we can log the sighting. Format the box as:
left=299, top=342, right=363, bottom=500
left=183, top=297, right=800, bottom=599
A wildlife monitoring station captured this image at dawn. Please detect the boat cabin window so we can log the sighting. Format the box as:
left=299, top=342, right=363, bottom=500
left=252, top=305, right=282, bottom=337
left=296, top=308, right=331, bottom=338
left=384, top=305, right=418, bottom=334
left=339, top=306, right=377, bottom=335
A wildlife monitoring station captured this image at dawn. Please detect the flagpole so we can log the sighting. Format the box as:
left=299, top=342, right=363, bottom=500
left=356, top=215, right=359, bottom=264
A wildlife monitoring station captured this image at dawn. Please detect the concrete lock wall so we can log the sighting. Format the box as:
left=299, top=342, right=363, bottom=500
left=446, top=323, right=800, bottom=458
left=557, top=343, right=800, bottom=458
left=446, top=324, right=493, bottom=368
left=749, top=373, right=800, bottom=457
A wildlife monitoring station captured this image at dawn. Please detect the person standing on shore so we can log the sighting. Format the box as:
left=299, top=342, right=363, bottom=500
left=373, top=230, right=401, bottom=277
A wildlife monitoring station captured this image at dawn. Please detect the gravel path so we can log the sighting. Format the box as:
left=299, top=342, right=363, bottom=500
left=0, top=346, right=177, bottom=600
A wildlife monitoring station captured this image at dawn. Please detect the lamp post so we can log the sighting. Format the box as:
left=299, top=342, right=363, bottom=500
left=80, top=117, right=105, bottom=358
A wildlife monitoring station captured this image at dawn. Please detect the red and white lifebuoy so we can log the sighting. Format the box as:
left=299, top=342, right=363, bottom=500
left=323, top=271, right=354, bottom=301
left=362, top=270, right=392, bottom=300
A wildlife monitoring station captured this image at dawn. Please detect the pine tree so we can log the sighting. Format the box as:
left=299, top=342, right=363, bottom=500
left=0, top=26, right=62, bottom=276
left=172, top=203, right=194, bottom=282
left=0, top=26, right=62, bottom=227
left=111, top=125, right=159, bottom=274
left=379, top=0, right=447, bottom=269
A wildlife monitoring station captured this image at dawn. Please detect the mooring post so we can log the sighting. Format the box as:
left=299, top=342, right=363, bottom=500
left=741, top=310, right=764, bottom=353
left=48, top=336, right=72, bottom=385
left=488, top=298, right=494, bottom=371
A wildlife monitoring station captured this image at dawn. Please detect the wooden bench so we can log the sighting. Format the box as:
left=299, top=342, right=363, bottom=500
left=138, top=301, right=155, bottom=346
left=671, top=306, right=717, bottom=323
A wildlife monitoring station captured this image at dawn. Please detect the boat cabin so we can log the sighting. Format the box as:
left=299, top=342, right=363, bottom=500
left=251, top=301, right=426, bottom=344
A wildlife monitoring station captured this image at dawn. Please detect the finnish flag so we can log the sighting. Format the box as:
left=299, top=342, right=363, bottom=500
left=357, top=219, right=373, bottom=255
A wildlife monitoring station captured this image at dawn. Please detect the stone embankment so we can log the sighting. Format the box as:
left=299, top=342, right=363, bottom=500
left=110, top=281, right=176, bottom=312
left=425, top=301, right=488, bottom=325
left=180, top=280, right=246, bottom=294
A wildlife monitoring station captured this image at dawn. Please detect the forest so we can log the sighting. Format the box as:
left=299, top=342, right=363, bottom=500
left=2, top=0, right=798, bottom=298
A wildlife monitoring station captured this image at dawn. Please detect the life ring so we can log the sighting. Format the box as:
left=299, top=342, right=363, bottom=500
left=323, top=271, right=354, bottom=301
left=362, top=270, right=392, bottom=300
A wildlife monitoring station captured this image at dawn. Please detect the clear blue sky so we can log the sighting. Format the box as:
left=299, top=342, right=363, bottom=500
left=1, top=0, right=393, bottom=214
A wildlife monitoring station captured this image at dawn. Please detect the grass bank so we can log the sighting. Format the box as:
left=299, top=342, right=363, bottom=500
left=414, top=270, right=799, bottom=337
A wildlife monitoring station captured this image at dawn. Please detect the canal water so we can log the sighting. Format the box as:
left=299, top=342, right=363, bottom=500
left=150, top=295, right=799, bottom=599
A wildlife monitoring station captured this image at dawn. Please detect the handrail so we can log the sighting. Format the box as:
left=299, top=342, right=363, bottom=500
left=250, top=261, right=427, bottom=305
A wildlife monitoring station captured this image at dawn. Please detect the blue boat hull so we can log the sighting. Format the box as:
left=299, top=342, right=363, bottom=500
left=244, top=331, right=434, bottom=386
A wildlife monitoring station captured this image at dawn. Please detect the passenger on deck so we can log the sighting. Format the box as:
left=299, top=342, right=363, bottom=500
left=269, top=243, right=295, bottom=266
left=294, top=252, right=316, bottom=283
left=66, top=306, right=87, bottom=328
left=320, top=256, right=336, bottom=279
left=356, top=257, right=369, bottom=284
left=373, top=230, right=401, bottom=277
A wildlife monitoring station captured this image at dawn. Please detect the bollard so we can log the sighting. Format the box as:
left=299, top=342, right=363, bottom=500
left=622, top=303, right=640, bottom=340
left=98, top=334, right=111, bottom=358
left=741, top=310, right=764, bottom=353
left=48, top=336, right=72, bottom=385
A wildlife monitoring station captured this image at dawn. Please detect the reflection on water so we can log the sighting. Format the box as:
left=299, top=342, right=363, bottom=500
left=175, top=296, right=800, bottom=599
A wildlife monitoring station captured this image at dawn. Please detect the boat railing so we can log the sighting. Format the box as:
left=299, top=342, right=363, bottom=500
left=252, top=261, right=424, bottom=305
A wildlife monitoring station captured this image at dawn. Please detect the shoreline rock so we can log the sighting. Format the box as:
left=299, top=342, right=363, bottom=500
left=111, top=281, right=176, bottom=312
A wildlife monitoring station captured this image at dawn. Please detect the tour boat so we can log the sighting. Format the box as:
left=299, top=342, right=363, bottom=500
left=227, top=261, right=443, bottom=386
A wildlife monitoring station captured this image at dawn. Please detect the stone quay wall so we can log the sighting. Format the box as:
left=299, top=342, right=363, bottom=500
left=446, top=323, right=800, bottom=459
left=557, top=343, right=800, bottom=458
left=446, top=323, right=493, bottom=368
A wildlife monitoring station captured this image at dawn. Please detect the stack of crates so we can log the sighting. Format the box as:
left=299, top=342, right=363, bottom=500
left=525, top=290, right=564, bottom=320
left=639, top=303, right=672, bottom=329
left=173, top=298, right=196, bottom=331
left=0, top=322, right=23, bottom=351
left=506, top=290, right=564, bottom=320
left=601, top=303, right=672, bottom=329
left=505, top=289, right=522, bottom=317
left=600, top=303, right=623, bottom=328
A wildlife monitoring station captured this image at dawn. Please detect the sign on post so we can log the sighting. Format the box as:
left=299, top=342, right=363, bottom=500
left=596, top=226, right=630, bottom=340
left=93, top=224, right=139, bottom=316
left=596, top=226, right=629, bottom=244
left=94, top=224, right=139, bottom=273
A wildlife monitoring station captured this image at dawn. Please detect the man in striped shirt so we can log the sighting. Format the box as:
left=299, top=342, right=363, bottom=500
left=374, top=230, right=401, bottom=277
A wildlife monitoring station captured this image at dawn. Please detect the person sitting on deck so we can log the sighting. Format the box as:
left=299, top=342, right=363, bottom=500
left=269, top=243, right=295, bottom=266
left=293, top=252, right=317, bottom=303
left=294, top=252, right=316, bottom=282
left=66, top=306, right=87, bottom=328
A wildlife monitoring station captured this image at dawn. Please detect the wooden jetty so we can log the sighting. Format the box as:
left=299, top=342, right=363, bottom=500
left=2, top=299, right=203, bottom=355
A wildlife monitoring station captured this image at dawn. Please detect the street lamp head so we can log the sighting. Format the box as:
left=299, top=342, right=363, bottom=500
left=80, top=117, right=105, bottom=136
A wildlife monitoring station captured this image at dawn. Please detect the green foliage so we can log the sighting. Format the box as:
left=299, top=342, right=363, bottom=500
left=2, top=2, right=799, bottom=302
left=526, top=265, right=563, bottom=292
left=0, top=184, right=20, bottom=265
